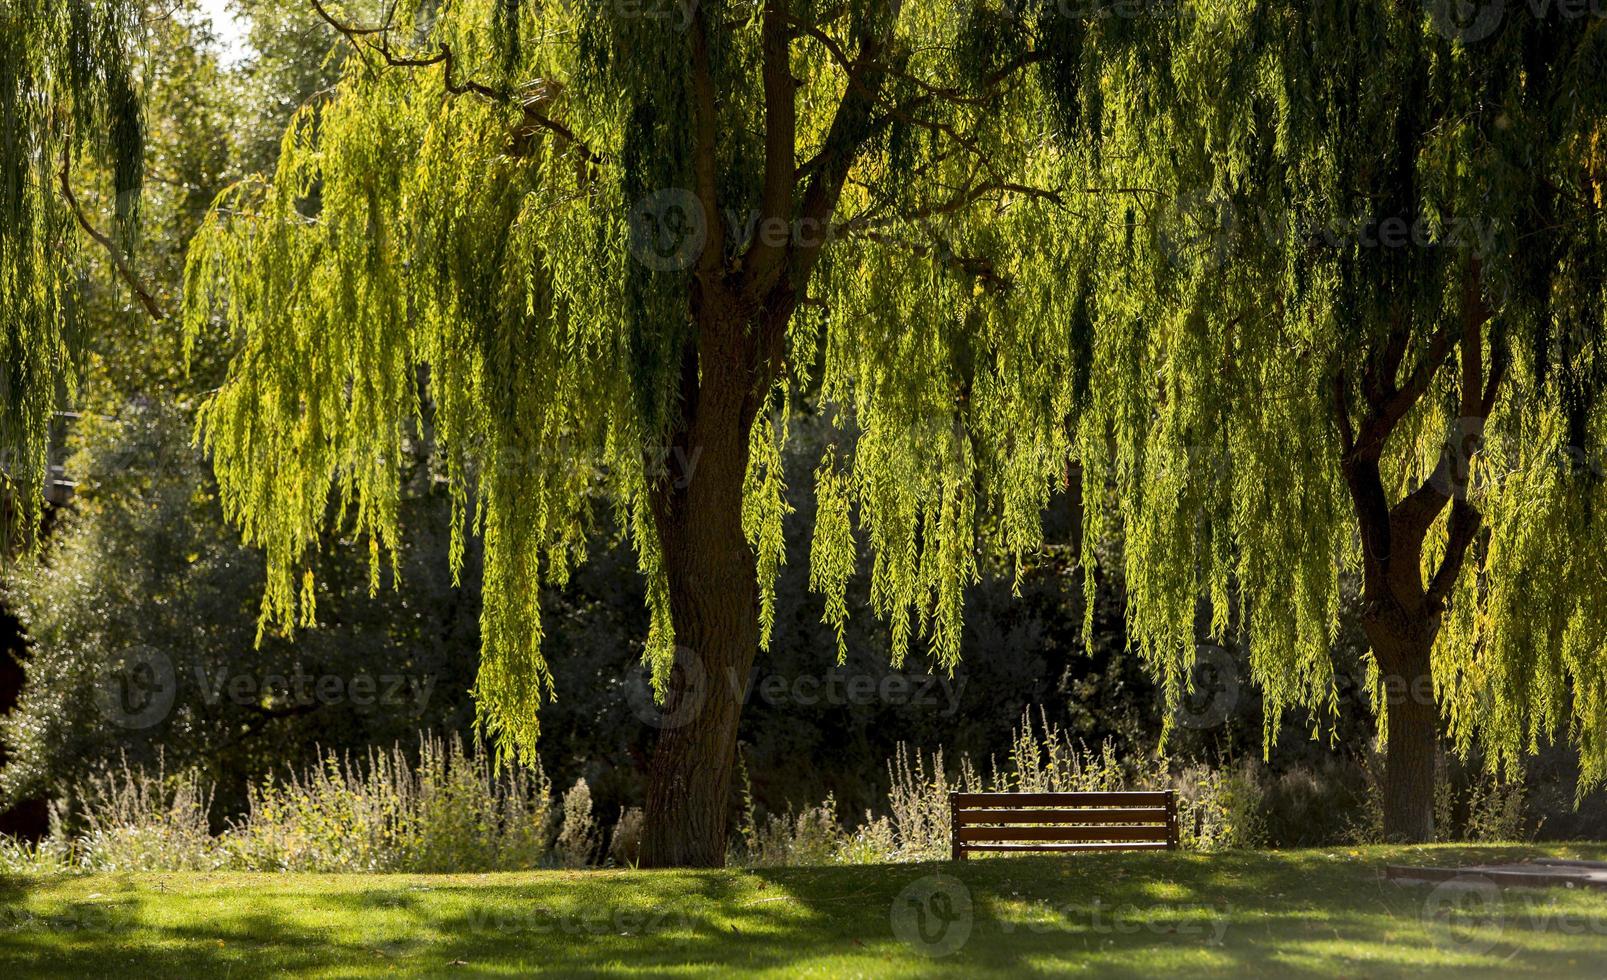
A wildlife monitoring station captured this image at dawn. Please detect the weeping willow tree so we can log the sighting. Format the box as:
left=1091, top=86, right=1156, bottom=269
left=1072, top=3, right=1607, bottom=840
left=183, top=0, right=1095, bottom=865
left=1, top=0, right=146, bottom=536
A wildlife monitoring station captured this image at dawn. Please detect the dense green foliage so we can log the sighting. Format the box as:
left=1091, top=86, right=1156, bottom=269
left=1066, top=5, right=1607, bottom=791
left=0, top=2, right=1166, bottom=817
left=0, top=388, right=1168, bottom=826
left=0, top=4, right=478, bottom=814
left=183, top=0, right=1081, bottom=756
left=0, top=402, right=480, bottom=811
left=180, top=1, right=1607, bottom=817
left=0, top=0, right=146, bottom=531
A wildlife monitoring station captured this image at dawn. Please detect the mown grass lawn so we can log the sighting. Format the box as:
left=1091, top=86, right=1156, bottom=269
left=4, top=844, right=1607, bottom=977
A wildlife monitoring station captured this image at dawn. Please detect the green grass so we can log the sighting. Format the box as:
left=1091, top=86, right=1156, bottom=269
left=4, top=845, right=1607, bottom=977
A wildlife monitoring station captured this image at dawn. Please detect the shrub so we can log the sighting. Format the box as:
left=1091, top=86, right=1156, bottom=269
left=1462, top=771, right=1529, bottom=842
left=222, top=733, right=551, bottom=872
left=742, top=797, right=852, bottom=867
left=608, top=807, right=643, bottom=867
left=0, top=404, right=482, bottom=818
left=67, top=754, right=215, bottom=872
left=835, top=815, right=898, bottom=865
left=8, top=733, right=552, bottom=873
left=0, top=817, right=72, bottom=874
left=553, top=779, right=600, bottom=869
left=885, top=743, right=976, bottom=861
left=884, top=709, right=1253, bottom=855
left=1348, top=745, right=1532, bottom=844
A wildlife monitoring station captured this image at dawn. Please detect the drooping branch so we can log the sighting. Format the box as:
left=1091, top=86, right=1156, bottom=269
left=780, top=0, right=1064, bottom=284
left=836, top=179, right=1068, bottom=238
left=1378, top=263, right=1505, bottom=616
left=788, top=24, right=895, bottom=285
left=1392, top=266, right=1500, bottom=537
left=785, top=13, right=865, bottom=85
left=59, top=160, right=166, bottom=321
left=856, top=229, right=1011, bottom=294
left=1340, top=260, right=1502, bottom=619
left=308, top=0, right=602, bottom=164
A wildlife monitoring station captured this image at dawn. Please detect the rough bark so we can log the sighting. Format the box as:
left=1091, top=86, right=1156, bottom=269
left=632, top=3, right=947, bottom=865
left=1380, top=646, right=1438, bottom=843
left=638, top=301, right=765, bottom=868
left=637, top=508, right=760, bottom=867
left=1360, top=612, right=1440, bottom=843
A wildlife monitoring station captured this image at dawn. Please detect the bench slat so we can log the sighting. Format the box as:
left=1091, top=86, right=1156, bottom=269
left=951, top=791, right=1170, bottom=808
left=962, top=841, right=1171, bottom=854
left=948, top=789, right=1179, bottom=860
left=959, top=824, right=1171, bottom=844
left=956, top=807, right=1170, bottom=826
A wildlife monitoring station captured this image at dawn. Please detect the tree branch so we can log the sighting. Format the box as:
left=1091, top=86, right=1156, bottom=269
left=309, top=0, right=602, bottom=164
left=855, top=229, right=1011, bottom=293
left=743, top=0, right=799, bottom=291
left=1333, top=369, right=1356, bottom=455
left=689, top=7, right=725, bottom=279
left=789, top=17, right=896, bottom=286
left=1424, top=497, right=1481, bottom=613
left=1393, top=261, right=1503, bottom=597
left=1354, top=317, right=1457, bottom=459
left=59, top=160, right=166, bottom=321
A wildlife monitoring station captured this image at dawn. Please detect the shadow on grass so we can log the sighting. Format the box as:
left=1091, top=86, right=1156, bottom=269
left=0, top=846, right=1605, bottom=977
left=800, top=845, right=1607, bottom=978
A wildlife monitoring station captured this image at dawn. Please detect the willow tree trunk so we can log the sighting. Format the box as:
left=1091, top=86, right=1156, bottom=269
left=638, top=511, right=759, bottom=867
left=1338, top=283, right=1496, bottom=844
left=1364, top=622, right=1439, bottom=843
left=638, top=313, right=765, bottom=868
left=1383, top=656, right=1438, bottom=843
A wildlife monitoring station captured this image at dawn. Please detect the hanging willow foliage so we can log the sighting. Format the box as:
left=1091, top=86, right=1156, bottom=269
left=0, top=0, right=145, bottom=537
left=187, top=0, right=1607, bottom=797
left=1072, top=3, right=1607, bottom=791
left=184, top=0, right=1094, bottom=756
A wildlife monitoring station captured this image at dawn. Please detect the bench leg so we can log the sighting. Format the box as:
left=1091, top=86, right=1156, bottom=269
left=949, top=794, right=961, bottom=861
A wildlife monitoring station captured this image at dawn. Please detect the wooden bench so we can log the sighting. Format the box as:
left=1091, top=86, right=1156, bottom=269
left=949, top=790, right=1179, bottom=860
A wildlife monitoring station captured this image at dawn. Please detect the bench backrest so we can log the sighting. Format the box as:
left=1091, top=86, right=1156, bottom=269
left=948, top=790, right=1179, bottom=859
